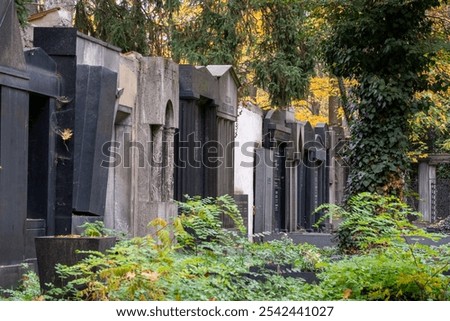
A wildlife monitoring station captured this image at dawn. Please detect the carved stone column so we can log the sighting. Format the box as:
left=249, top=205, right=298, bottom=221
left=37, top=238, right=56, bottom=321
left=150, top=125, right=163, bottom=202
left=162, top=127, right=175, bottom=202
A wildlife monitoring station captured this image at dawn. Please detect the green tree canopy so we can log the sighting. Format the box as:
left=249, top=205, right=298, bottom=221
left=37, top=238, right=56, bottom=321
left=74, top=0, right=316, bottom=108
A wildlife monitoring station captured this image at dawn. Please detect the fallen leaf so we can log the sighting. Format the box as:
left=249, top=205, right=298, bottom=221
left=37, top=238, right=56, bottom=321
left=142, top=271, right=159, bottom=281
left=343, top=288, right=352, bottom=299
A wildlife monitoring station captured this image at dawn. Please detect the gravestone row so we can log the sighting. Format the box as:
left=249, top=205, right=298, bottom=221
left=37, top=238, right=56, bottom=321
left=0, top=2, right=346, bottom=287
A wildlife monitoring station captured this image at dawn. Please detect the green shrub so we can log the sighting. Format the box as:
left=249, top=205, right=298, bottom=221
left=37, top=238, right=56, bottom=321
left=4, top=194, right=448, bottom=301
left=79, top=221, right=115, bottom=237
left=42, top=196, right=324, bottom=301
left=316, top=245, right=450, bottom=301
left=316, top=192, right=437, bottom=254
left=176, top=195, right=246, bottom=250
left=0, top=267, right=41, bottom=301
left=246, top=236, right=324, bottom=271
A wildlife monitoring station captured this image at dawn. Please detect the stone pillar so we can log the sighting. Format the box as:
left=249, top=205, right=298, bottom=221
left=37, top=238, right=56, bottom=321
left=418, top=162, right=436, bottom=222
left=162, top=127, right=176, bottom=202
left=255, top=148, right=275, bottom=233
left=150, top=125, right=163, bottom=203
left=131, top=57, right=179, bottom=236
left=285, top=160, right=298, bottom=231
left=134, top=123, right=152, bottom=235
left=104, top=110, right=133, bottom=234
left=328, top=126, right=346, bottom=207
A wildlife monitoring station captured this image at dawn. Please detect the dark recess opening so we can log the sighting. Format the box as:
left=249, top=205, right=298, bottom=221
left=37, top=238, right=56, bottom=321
left=27, top=93, right=50, bottom=221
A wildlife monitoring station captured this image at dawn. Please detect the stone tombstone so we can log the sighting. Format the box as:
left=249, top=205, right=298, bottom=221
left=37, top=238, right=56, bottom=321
left=176, top=65, right=219, bottom=203
left=285, top=108, right=303, bottom=231
left=297, top=121, right=315, bottom=230
left=255, top=148, right=275, bottom=234
left=176, top=64, right=238, bottom=210
left=104, top=52, right=140, bottom=235
left=255, top=109, right=297, bottom=233
left=0, top=0, right=30, bottom=286
left=0, top=0, right=26, bottom=70
left=24, top=47, right=60, bottom=253
left=286, top=121, right=303, bottom=162
left=328, top=125, right=347, bottom=209
left=104, top=54, right=180, bottom=237
left=134, top=57, right=179, bottom=236
left=34, top=27, right=120, bottom=233
left=72, top=65, right=118, bottom=216
left=0, top=2, right=60, bottom=286
left=206, top=65, right=239, bottom=120
left=312, top=123, right=330, bottom=229
left=179, top=65, right=219, bottom=101
left=206, top=65, right=239, bottom=207
left=418, top=161, right=437, bottom=223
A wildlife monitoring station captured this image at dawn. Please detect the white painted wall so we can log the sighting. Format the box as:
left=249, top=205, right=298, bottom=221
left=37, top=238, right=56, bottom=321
left=234, top=103, right=263, bottom=236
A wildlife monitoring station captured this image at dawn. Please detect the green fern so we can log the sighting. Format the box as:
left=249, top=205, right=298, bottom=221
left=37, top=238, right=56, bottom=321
left=314, top=193, right=441, bottom=254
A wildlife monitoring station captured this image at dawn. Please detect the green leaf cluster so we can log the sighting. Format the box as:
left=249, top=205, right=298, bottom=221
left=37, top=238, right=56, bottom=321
left=176, top=194, right=246, bottom=249
left=171, top=0, right=247, bottom=66
left=14, top=0, right=31, bottom=26
left=313, top=193, right=450, bottom=300
left=75, top=0, right=180, bottom=56
left=0, top=266, right=41, bottom=301
left=316, top=192, right=436, bottom=254
left=79, top=220, right=123, bottom=238
left=251, top=0, right=315, bottom=107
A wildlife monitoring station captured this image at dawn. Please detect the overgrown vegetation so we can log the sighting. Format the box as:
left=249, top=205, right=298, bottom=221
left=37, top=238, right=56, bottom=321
left=43, top=195, right=323, bottom=301
left=79, top=220, right=118, bottom=238
left=2, top=195, right=449, bottom=301
left=317, top=245, right=450, bottom=300
left=315, top=193, right=434, bottom=254
left=313, top=193, right=450, bottom=300
left=322, top=0, right=446, bottom=197
left=0, top=267, right=41, bottom=301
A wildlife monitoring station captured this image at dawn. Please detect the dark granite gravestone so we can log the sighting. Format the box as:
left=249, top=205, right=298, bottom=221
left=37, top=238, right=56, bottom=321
left=35, top=236, right=116, bottom=291
left=176, top=65, right=239, bottom=217
left=255, top=110, right=294, bottom=233
left=72, top=65, right=118, bottom=216
left=34, top=27, right=120, bottom=232
left=0, top=2, right=61, bottom=287
left=255, top=115, right=334, bottom=234
left=313, top=123, right=330, bottom=229
left=297, top=121, right=315, bottom=230
left=255, top=148, right=275, bottom=233
left=25, top=48, right=60, bottom=239
left=33, top=27, right=78, bottom=234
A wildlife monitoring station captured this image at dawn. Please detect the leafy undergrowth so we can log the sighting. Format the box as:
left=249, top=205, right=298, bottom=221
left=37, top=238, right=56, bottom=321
left=2, top=194, right=450, bottom=301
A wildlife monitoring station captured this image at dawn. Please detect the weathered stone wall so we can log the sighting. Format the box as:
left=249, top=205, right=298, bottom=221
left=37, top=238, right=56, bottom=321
left=42, top=0, right=77, bottom=11
left=105, top=54, right=179, bottom=237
